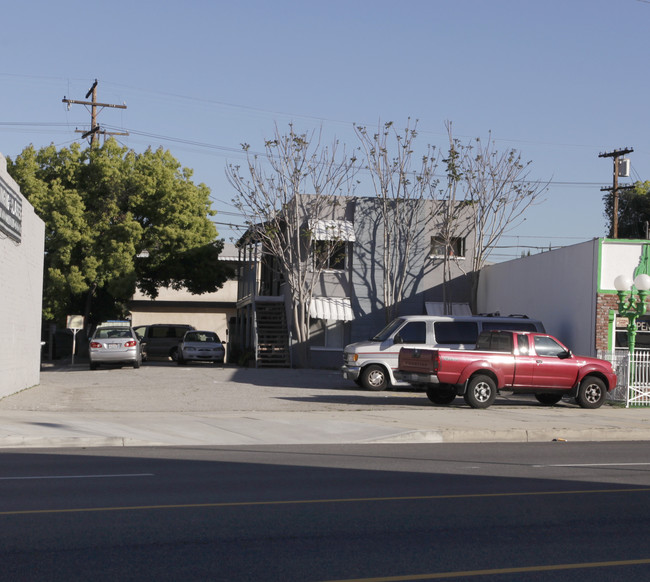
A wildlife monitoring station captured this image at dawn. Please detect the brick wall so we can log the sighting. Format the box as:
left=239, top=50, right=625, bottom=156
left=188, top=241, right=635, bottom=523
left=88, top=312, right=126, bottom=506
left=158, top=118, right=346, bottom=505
left=595, top=292, right=619, bottom=352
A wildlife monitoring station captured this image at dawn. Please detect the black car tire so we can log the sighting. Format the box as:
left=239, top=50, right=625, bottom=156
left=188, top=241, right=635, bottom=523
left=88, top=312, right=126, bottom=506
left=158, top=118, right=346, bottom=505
left=170, top=347, right=179, bottom=362
left=426, top=385, right=457, bottom=405
left=577, top=376, right=607, bottom=409
left=535, top=393, right=563, bottom=405
left=360, top=365, right=388, bottom=391
left=133, top=359, right=140, bottom=369
left=465, top=374, right=497, bottom=409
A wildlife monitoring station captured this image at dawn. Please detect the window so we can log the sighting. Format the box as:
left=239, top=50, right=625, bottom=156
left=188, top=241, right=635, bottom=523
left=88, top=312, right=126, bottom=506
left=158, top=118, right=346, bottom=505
left=534, top=336, right=566, bottom=357
left=616, top=316, right=650, bottom=348
left=517, top=334, right=530, bottom=355
left=430, top=236, right=465, bottom=258
left=310, top=318, right=345, bottom=349
left=476, top=331, right=512, bottom=352
left=434, top=321, right=478, bottom=345
left=313, top=240, right=347, bottom=270
left=395, top=321, right=427, bottom=344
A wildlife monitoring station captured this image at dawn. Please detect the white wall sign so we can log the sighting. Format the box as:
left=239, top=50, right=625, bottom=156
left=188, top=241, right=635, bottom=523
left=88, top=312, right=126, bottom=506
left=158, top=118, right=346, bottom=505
left=0, top=176, right=22, bottom=243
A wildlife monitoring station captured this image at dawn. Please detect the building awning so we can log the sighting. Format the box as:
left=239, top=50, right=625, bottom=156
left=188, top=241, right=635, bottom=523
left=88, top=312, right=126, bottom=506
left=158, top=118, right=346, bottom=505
left=310, top=297, right=354, bottom=321
left=425, top=302, right=472, bottom=316
left=308, top=219, right=356, bottom=241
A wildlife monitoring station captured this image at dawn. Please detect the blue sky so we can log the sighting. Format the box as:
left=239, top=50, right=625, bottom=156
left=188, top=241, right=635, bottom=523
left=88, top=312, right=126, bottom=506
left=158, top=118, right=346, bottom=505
left=2, top=0, right=649, bottom=261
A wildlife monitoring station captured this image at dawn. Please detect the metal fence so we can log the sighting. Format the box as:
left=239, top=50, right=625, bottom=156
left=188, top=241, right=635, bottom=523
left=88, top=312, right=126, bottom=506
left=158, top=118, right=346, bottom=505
left=599, top=349, right=650, bottom=407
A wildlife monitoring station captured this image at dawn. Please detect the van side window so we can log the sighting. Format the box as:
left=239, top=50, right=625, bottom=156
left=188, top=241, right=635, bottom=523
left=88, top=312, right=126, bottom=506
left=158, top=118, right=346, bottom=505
left=476, top=331, right=512, bottom=352
left=151, top=327, right=169, bottom=339
left=397, top=322, right=427, bottom=344
left=434, top=321, right=479, bottom=345
left=172, top=326, right=187, bottom=338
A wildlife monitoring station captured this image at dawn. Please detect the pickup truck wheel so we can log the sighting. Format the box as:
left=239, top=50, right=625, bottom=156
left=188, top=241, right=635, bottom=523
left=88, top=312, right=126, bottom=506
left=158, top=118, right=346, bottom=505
left=535, top=393, right=563, bottom=405
left=426, top=385, right=456, bottom=405
left=465, top=375, right=497, bottom=409
left=361, top=365, right=388, bottom=391
left=577, top=376, right=606, bottom=409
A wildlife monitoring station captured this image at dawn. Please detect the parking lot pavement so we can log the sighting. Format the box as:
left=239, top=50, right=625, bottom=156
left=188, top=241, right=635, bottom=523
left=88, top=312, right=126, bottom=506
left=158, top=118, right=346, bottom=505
left=1, top=361, right=650, bottom=448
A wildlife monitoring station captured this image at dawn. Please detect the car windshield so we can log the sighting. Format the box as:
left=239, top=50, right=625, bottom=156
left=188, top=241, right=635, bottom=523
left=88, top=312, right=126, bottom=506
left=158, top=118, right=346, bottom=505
left=371, top=318, right=406, bottom=342
left=185, top=332, right=219, bottom=343
left=95, top=329, right=132, bottom=339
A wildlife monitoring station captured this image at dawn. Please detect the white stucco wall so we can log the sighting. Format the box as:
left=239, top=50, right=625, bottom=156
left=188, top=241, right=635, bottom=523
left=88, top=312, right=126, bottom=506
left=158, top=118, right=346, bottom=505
left=477, top=240, right=599, bottom=355
left=0, top=153, right=45, bottom=396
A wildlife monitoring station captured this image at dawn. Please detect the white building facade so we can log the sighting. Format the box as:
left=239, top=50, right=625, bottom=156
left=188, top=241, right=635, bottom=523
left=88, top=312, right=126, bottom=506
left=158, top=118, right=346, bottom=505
left=0, top=153, right=45, bottom=397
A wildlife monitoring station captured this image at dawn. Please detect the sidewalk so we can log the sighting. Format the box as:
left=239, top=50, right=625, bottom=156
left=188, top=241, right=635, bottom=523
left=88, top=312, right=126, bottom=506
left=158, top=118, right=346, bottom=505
left=1, top=362, right=650, bottom=448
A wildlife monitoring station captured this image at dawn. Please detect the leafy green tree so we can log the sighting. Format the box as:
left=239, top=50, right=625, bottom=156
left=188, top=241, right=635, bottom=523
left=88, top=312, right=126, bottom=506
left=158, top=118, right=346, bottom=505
left=603, top=181, right=650, bottom=239
left=8, top=139, right=234, bottom=326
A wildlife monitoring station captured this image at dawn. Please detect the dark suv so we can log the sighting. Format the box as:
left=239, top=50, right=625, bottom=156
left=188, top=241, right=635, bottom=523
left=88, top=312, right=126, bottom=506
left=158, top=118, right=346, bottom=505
left=133, top=324, right=195, bottom=362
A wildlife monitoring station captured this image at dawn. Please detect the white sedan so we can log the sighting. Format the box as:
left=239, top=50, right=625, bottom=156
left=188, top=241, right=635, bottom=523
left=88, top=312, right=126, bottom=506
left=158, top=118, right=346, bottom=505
left=178, top=330, right=225, bottom=365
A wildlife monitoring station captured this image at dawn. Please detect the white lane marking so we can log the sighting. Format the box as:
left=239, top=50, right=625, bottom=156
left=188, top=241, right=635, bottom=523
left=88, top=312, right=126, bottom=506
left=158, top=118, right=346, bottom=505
left=533, top=463, right=650, bottom=468
left=0, top=473, right=154, bottom=481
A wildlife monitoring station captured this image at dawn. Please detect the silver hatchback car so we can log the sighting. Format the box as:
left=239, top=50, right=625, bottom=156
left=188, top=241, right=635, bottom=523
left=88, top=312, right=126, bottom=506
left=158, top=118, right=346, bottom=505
left=89, top=322, right=142, bottom=370
left=177, top=330, right=225, bottom=365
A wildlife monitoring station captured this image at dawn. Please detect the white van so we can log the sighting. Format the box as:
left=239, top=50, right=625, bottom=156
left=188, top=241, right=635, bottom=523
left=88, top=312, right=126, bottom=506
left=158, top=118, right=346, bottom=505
left=342, top=314, right=545, bottom=391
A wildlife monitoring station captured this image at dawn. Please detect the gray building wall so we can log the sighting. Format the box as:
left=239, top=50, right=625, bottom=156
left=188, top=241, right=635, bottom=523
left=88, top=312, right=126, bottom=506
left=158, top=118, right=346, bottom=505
left=0, top=153, right=45, bottom=396
left=348, top=197, right=475, bottom=343
left=477, top=240, right=598, bottom=355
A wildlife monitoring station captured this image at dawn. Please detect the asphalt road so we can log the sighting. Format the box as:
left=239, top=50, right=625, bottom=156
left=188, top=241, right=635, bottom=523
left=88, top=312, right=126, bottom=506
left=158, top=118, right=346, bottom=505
left=2, top=442, right=650, bottom=581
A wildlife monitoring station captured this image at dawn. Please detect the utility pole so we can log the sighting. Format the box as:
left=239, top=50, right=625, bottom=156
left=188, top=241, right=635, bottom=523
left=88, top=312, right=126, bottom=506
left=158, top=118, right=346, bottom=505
left=62, top=79, right=129, bottom=146
left=599, top=147, right=634, bottom=238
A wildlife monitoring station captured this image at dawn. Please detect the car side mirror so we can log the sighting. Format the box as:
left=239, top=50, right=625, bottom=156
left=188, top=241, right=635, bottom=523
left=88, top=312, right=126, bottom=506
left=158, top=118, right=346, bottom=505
left=558, top=350, right=572, bottom=360
left=393, top=334, right=403, bottom=344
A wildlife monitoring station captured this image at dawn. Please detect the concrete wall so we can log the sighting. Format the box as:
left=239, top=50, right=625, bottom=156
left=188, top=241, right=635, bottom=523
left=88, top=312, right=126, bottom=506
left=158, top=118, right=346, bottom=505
left=477, top=240, right=598, bottom=355
left=0, top=153, right=45, bottom=396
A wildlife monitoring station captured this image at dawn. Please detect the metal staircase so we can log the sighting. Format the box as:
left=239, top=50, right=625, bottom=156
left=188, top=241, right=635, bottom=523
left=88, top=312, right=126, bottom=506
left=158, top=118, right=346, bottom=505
left=256, top=302, right=290, bottom=367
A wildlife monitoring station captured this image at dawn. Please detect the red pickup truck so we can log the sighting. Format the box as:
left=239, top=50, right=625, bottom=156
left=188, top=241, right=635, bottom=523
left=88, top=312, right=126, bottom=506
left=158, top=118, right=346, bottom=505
left=397, top=330, right=617, bottom=409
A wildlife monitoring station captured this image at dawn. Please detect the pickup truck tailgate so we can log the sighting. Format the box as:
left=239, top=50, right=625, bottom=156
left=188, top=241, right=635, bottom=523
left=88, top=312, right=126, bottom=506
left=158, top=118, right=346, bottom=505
left=399, top=348, right=438, bottom=373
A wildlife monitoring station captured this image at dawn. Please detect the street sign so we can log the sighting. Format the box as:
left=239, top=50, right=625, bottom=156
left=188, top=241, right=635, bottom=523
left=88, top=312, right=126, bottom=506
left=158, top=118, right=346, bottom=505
left=66, top=315, right=84, bottom=330
left=66, top=315, right=85, bottom=365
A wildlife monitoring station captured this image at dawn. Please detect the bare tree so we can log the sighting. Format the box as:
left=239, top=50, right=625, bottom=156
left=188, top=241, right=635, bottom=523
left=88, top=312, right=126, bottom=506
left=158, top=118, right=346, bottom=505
left=354, top=120, right=439, bottom=322
left=455, top=130, right=548, bottom=310
left=431, top=121, right=475, bottom=314
left=227, top=124, right=358, bottom=365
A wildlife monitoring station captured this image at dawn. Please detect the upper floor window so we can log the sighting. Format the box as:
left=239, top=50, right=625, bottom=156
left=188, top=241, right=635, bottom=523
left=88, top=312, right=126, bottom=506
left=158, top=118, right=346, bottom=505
left=430, top=236, right=466, bottom=258
left=313, top=240, right=347, bottom=270
left=309, top=219, right=355, bottom=272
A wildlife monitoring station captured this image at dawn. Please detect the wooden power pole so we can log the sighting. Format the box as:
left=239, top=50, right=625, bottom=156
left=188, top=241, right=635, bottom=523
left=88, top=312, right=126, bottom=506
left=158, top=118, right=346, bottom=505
left=62, top=79, right=129, bottom=146
left=599, top=147, right=634, bottom=238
